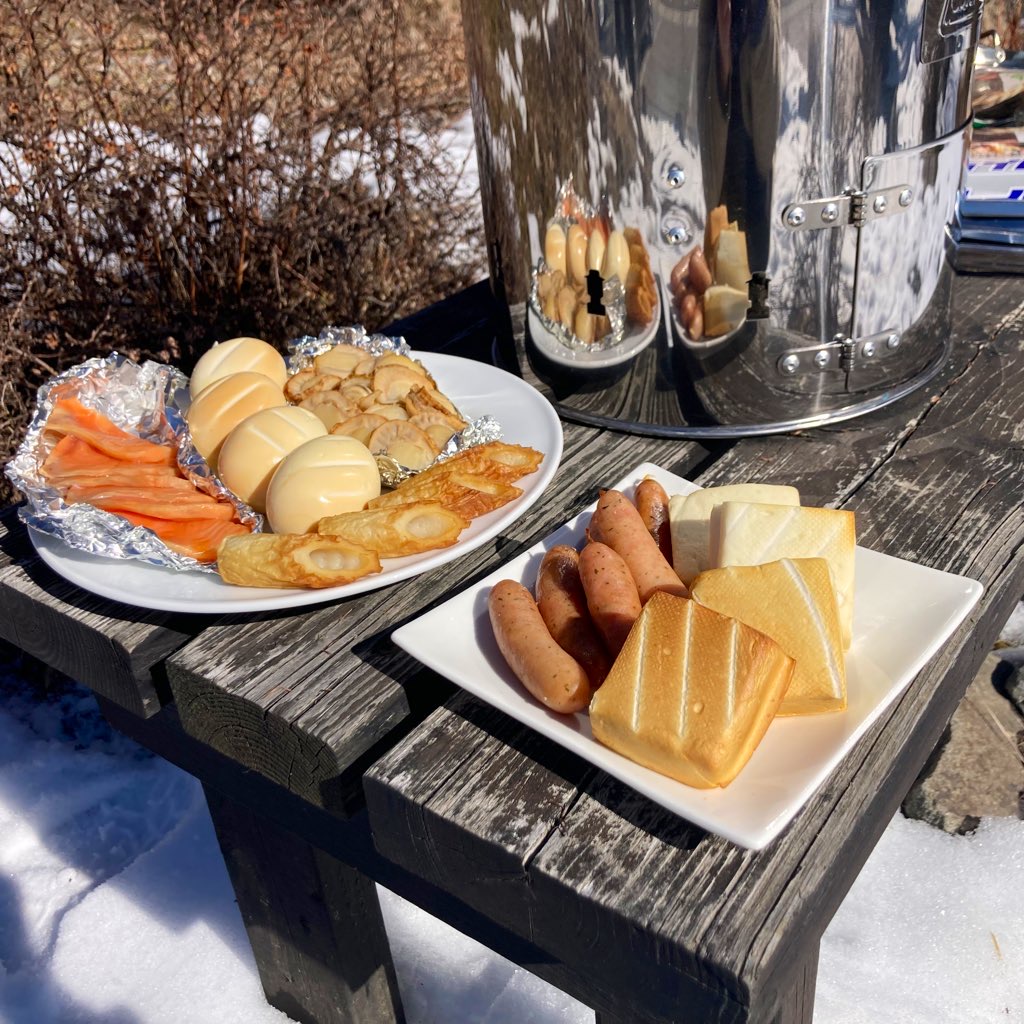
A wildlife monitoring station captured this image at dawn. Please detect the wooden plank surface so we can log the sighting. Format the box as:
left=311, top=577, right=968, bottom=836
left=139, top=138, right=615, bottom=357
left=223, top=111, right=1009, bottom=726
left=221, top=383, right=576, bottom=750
left=103, top=687, right=822, bottom=1024
left=364, top=274, right=1024, bottom=1023
left=0, top=505, right=202, bottom=717
left=96, top=693, right=690, bottom=1022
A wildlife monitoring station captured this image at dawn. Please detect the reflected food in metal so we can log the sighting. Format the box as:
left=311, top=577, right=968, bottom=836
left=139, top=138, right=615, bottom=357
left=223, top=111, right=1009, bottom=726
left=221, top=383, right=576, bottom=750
left=462, top=0, right=981, bottom=435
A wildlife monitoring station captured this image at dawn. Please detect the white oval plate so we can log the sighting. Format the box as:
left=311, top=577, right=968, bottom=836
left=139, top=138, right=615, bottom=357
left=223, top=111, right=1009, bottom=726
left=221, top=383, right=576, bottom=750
left=30, top=353, right=563, bottom=614
left=393, top=462, right=985, bottom=850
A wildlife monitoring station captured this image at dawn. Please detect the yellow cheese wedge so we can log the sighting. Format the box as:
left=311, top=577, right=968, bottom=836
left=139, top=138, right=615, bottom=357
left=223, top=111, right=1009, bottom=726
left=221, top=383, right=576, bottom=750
left=691, top=558, right=846, bottom=716
left=713, top=229, right=751, bottom=292
left=668, top=484, right=800, bottom=586
left=705, top=204, right=730, bottom=262
left=703, top=285, right=749, bottom=337
left=589, top=593, right=794, bottom=789
left=712, top=501, right=856, bottom=649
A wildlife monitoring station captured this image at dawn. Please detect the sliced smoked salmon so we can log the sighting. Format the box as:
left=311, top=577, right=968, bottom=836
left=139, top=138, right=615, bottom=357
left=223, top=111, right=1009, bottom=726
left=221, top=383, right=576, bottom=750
left=116, top=511, right=252, bottom=563
left=42, top=439, right=191, bottom=490
left=65, top=486, right=238, bottom=521
left=45, top=397, right=177, bottom=466
left=43, top=397, right=254, bottom=564
left=47, top=466, right=196, bottom=490
left=64, top=482, right=228, bottom=502
left=41, top=436, right=177, bottom=480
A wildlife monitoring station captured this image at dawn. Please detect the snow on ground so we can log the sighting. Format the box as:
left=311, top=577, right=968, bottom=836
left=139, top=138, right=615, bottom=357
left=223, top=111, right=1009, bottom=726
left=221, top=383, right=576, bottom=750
left=1, top=627, right=1023, bottom=1024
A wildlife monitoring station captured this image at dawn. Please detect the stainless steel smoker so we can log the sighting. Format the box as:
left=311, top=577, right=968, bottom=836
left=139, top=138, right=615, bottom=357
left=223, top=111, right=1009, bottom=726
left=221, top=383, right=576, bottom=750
left=462, top=0, right=983, bottom=436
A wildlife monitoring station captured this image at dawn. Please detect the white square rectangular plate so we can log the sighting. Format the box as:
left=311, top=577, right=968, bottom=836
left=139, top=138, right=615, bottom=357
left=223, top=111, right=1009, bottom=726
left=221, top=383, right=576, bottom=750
left=392, top=463, right=984, bottom=849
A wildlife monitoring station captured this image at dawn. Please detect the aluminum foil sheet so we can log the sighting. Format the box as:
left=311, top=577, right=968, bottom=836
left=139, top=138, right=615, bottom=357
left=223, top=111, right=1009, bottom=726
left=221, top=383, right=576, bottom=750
left=7, top=330, right=506, bottom=572
left=529, top=266, right=627, bottom=352
left=287, top=323, right=412, bottom=370
left=6, top=352, right=260, bottom=574
left=285, top=324, right=502, bottom=487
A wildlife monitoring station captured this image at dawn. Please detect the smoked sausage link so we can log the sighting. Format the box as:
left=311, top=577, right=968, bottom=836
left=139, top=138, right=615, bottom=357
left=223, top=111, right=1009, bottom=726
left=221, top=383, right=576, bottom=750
left=578, top=542, right=643, bottom=657
left=588, top=489, right=688, bottom=603
left=634, top=477, right=673, bottom=563
left=536, top=545, right=611, bottom=688
left=488, top=579, right=591, bottom=713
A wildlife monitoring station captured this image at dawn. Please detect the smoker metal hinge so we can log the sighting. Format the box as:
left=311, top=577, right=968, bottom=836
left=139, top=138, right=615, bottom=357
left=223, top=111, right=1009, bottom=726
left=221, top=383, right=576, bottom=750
left=775, top=329, right=903, bottom=378
left=781, top=184, right=914, bottom=232
left=848, top=190, right=868, bottom=228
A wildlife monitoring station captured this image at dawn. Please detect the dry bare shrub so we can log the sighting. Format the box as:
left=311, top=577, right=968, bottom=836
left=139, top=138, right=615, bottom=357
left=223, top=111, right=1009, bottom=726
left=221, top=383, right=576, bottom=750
left=0, top=0, right=480, bottom=506
left=982, top=1, right=1024, bottom=50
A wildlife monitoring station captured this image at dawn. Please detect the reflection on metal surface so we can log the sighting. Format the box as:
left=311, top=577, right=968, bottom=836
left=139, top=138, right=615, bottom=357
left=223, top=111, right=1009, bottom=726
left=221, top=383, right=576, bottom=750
left=781, top=182, right=917, bottom=231
left=774, top=328, right=904, bottom=377
left=463, top=0, right=980, bottom=434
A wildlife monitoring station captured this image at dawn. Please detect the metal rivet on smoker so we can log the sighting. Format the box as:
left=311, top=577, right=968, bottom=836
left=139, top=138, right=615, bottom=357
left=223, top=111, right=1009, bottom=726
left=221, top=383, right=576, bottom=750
left=887, top=332, right=901, bottom=350
left=779, top=354, right=800, bottom=375
left=813, top=349, right=830, bottom=368
left=898, top=188, right=913, bottom=207
left=862, top=341, right=877, bottom=357
left=666, top=165, right=685, bottom=188
left=872, top=195, right=888, bottom=214
left=662, top=223, right=690, bottom=245
left=820, top=203, right=839, bottom=223
left=785, top=207, right=806, bottom=228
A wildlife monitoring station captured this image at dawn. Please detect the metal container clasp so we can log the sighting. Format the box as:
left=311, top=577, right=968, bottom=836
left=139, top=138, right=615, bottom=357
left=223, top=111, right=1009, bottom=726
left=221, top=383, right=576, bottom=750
left=782, top=185, right=913, bottom=231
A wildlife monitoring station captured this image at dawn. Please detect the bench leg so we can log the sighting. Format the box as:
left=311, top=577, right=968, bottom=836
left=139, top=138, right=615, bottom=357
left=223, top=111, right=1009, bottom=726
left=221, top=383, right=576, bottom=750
left=765, top=945, right=818, bottom=1024
left=595, top=943, right=817, bottom=1024
left=203, top=785, right=404, bottom=1024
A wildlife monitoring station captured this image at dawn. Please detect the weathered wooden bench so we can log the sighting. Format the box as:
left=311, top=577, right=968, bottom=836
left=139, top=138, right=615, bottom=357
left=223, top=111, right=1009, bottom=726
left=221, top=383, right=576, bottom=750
left=2, top=273, right=1022, bottom=1024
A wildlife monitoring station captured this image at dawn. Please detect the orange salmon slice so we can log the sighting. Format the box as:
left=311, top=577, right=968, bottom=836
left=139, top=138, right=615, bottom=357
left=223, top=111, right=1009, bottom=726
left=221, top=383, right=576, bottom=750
left=42, top=436, right=178, bottom=480
left=47, top=466, right=196, bottom=490
left=42, top=439, right=193, bottom=491
left=117, top=511, right=252, bottom=563
left=66, top=486, right=237, bottom=521
left=45, top=398, right=177, bottom=466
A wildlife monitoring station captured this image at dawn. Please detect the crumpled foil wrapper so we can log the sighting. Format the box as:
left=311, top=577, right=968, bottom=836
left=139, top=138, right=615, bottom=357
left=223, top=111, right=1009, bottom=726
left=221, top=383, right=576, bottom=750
left=528, top=177, right=628, bottom=352
left=6, top=352, right=260, bottom=574
left=286, top=324, right=502, bottom=487
left=7, top=327, right=506, bottom=572
left=374, top=414, right=503, bottom=487
left=529, top=265, right=627, bottom=352
left=287, top=323, right=412, bottom=370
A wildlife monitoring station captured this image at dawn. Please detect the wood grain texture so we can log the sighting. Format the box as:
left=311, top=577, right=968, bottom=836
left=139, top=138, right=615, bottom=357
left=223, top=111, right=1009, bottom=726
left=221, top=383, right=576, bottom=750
left=6, top=273, right=1019, bottom=1023
left=364, top=274, right=1024, bottom=1023
left=204, top=786, right=403, bottom=1024
left=97, top=695, right=685, bottom=1024
left=0, top=505, right=201, bottom=717
left=165, top=422, right=710, bottom=817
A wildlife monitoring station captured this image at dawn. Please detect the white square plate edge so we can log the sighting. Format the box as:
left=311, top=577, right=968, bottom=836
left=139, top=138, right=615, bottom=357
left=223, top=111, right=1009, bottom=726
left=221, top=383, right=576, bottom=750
left=392, top=462, right=984, bottom=849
